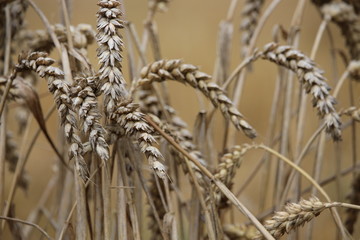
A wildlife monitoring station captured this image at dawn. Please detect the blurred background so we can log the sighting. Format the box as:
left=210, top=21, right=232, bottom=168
left=4, top=0, right=360, bottom=239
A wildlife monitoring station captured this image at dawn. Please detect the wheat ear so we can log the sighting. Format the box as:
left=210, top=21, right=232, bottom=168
left=96, top=0, right=128, bottom=115
left=261, top=43, right=342, bottom=140
left=71, top=76, right=109, bottom=161
left=108, top=100, right=166, bottom=179
left=16, top=52, right=88, bottom=179
left=321, top=2, right=360, bottom=63
left=21, top=24, right=95, bottom=53
left=240, top=0, right=264, bottom=56
left=137, top=59, right=257, bottom=139
left=212, top=145, right=249, bottom=205
left=255, top=197, right=345, bottom=239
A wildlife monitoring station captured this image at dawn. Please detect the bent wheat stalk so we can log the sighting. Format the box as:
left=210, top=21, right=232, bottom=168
left=260, top=42, right=342, bottom=141
left=16, top=52, right=88, bottom=179
left=137, top=59, right=257, bottom=139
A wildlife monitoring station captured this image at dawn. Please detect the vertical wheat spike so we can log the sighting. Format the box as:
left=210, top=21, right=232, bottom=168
left=96, top=0, right=127, bottom=115
left=240, top=0, right=264, bottom=56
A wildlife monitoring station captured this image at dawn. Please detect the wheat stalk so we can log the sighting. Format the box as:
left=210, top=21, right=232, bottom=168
left=147, top=175, right=167, bottom=240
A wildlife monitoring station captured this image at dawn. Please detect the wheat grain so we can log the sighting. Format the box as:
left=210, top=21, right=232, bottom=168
left=343, top=0, right=360, bottom=14
left=341, top=106, right=360, bottom=122
left=348, top=60, right=360, bottom=79
left=137, top=59, right=257, bottom=139
left=261, top=42, right=342, bottom=140
left=0, top=76, right=22, bottom=101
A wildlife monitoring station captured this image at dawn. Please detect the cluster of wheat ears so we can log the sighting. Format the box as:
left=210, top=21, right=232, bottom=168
left=0, top=0, right=360, bottom=239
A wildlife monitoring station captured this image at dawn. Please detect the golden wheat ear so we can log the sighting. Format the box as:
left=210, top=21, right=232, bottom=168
left=260, top=42, right=342, bottom=141
left=137, top=60, right=257, bottom=139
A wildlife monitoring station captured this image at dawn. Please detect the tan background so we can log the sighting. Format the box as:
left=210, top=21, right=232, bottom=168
left=5, top=0, right=360, bottom=239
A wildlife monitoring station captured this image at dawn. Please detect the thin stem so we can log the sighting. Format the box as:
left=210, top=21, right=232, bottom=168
left=221, top=55, right=259, bottom=90
left=1, top=104, right=58, bottom=230
left=280, top=123, right=326, bottom=204
left=226, top=0, right=239, bottom=21
left=0, top=6, right=12, bottom=119
left=0, top=216, right=52, bottom=240
left=26, top=0, right=73, bottom=84
left=60, top=0, right=74, bottom=50
left=23, top=175, right=57, bottom=238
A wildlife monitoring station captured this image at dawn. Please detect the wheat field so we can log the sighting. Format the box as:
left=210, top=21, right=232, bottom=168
left=0, top=0, right=360, bottom=239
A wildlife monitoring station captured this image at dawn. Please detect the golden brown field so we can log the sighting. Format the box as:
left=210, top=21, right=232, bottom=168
left=0, top=0, right=360, bottom=239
